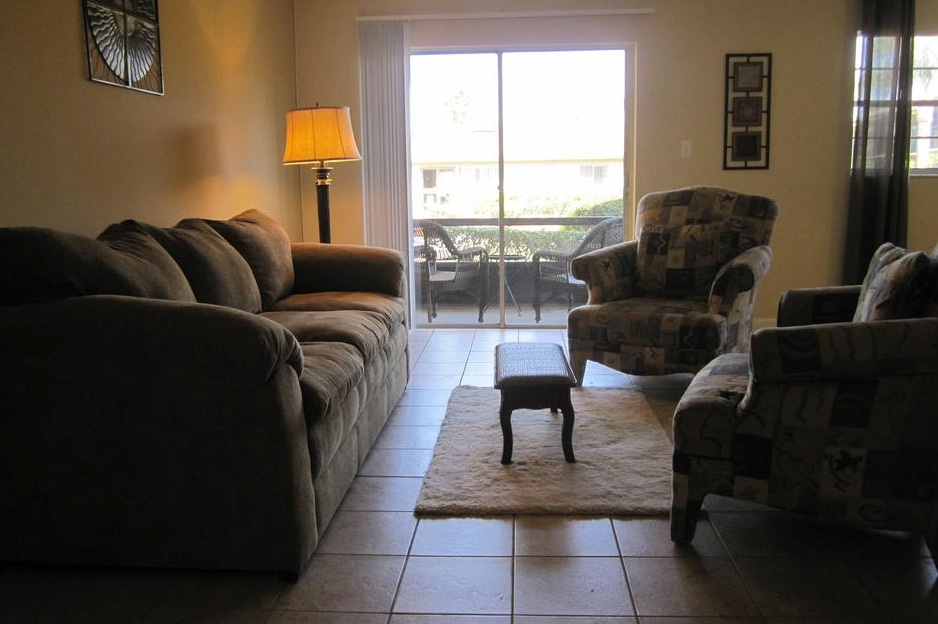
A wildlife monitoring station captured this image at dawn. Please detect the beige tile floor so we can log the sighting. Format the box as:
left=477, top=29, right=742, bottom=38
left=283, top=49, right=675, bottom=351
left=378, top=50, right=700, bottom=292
left=1, top=328, right=936, bottom=623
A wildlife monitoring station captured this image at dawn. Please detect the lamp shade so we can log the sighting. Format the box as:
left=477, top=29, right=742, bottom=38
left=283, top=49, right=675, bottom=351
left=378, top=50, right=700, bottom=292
left=282, top=106, right=362, bottom=166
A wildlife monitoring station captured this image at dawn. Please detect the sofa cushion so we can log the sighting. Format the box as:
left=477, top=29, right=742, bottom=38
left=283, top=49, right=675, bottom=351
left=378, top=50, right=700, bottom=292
left=124, top=220, right=262, bottom=313
left=854, top=243, right=932, bottom=322
left=637, top=223, right=723, bottom=299
left=0, top=225, right=195, bottom=305
left=298, top=342, right=366, bottom=476
left=184, top=209, right=294, bottom=309
left=261, top=310, right=390, bottom=360
left=269, top=292, right=407, bottom=328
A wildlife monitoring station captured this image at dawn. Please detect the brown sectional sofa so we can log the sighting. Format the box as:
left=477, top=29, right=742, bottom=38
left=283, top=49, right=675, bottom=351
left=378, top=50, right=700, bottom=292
left=0, top=209, right=409, bottom=577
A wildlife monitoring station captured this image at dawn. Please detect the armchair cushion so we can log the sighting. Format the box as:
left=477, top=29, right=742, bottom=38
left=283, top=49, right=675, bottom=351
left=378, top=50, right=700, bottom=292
left=853, top=243, right=932, bottom=322
left=637, top=223, right=723, bottom=299
left=568, top=298, right=725, bottom=375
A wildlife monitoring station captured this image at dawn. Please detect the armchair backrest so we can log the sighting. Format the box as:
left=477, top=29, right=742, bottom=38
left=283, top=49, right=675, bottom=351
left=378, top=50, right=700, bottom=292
left=414, top=220, right=461, bottom=261
left=634, top=186, right=778, bottom=300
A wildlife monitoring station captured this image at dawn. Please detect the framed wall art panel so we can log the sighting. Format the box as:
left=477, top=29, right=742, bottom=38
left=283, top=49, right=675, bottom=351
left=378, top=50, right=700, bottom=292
left=82, top=0, right=163, bottom=95
left=724, top=53, right=771, bottom=169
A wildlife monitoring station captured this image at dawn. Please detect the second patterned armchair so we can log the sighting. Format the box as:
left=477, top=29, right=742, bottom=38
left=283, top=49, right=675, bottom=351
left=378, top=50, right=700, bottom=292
left=670, top=241, right=938, bottom=563
left=567, top=186, right=778, bottom=381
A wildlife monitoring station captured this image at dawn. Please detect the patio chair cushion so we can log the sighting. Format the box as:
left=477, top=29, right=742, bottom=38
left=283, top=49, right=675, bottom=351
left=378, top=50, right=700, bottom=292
left=853, top=243, right=932, bottom=322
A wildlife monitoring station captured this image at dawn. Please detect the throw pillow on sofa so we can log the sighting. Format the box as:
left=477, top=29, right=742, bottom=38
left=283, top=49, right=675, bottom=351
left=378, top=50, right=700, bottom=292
left=114, top=219, right=263, bottom=313
left=184, top=209, right=294, bottom=310
left=0, top=225, right=195, bottom=305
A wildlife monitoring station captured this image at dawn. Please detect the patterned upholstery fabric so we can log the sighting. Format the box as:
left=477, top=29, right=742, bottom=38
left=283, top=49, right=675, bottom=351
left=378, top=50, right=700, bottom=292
left=638, top=223, right=724, bottom=299
left=568, top=187, right=777, bottom=379
left=853, top=242, right=932, bottom=321
left=671, top=245, right=938, bottom=563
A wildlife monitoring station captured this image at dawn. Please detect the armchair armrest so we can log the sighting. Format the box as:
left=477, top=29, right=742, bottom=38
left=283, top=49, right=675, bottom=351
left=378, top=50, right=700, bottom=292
left=708, top=245, right=773, bottom=315
left=777, top=285, right=861, bottom=327
left=749, top=317, right=938, bottom=383
left=533, top=249, right=570, bottom=263
left=570, top=240, right=639, bottom=304
left=452, top=246, right=488, bottom=265
left=0, top=295, right=316, bottom=573
left=454, top=245, right=487, bottom=258
left=292, top=243, right=405, bottom=297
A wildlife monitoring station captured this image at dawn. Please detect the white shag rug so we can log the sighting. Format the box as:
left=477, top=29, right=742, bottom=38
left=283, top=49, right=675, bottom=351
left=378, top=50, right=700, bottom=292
left=415, top=385, right=673, bottom=516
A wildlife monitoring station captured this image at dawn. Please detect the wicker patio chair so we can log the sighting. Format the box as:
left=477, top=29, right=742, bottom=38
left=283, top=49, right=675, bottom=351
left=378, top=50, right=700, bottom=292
left=531, top=216, right=623, bottom=323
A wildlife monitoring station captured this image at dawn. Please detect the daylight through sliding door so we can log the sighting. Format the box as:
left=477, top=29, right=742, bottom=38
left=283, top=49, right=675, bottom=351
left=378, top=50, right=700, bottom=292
left=410, top=49, right=626, bottom=327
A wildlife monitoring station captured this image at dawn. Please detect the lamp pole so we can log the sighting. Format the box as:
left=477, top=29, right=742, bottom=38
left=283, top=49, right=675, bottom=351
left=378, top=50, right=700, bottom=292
left=315, top=166, right=333, bottom=244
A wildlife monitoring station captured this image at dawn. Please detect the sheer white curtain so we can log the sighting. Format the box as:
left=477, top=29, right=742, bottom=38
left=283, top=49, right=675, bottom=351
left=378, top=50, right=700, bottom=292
left=358, top=20, right=410, bottom=255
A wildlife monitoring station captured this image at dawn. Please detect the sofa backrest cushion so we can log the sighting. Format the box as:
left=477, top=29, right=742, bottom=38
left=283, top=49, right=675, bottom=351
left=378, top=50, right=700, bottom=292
left=183, top=209, right=294, bottom=310
left=0, top=225, right=196, bottom=305
left=119, top=219, right=262, bottom=313
left=854, top=242, right=933, bottom=322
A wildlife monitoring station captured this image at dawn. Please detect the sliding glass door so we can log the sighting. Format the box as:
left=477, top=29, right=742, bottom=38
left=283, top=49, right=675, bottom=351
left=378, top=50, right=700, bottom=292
left=410, top=49, right=626, bottom=327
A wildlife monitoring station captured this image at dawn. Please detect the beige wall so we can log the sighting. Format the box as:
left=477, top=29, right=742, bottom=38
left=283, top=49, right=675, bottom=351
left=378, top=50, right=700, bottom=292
left=295, top=0, right=863, bottom=322
left=0, top=0, right=301, bottom=239
left=2, top=0, right=934, bottom=322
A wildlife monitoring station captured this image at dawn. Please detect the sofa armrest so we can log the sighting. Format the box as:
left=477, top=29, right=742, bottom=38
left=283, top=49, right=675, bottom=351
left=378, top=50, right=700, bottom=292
left=291, top=243, right=405, bottom=297
left=0, top=294, right=317, bottom=574
left=570, top=240, right=639, bottom=304
left=0, top=295, right=303, bottom=387
left=777, top=285, right=862, bottom=327
left=749, top=317, right=938, bottom=383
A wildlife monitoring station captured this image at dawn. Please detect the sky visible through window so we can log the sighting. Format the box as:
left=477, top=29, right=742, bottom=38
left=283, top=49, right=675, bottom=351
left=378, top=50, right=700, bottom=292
left=410, top=50, right=625, bottom=224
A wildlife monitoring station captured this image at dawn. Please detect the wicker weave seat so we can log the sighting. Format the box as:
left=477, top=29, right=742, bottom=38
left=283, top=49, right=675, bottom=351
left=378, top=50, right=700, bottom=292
left=494, top=342, right=577, bottom=464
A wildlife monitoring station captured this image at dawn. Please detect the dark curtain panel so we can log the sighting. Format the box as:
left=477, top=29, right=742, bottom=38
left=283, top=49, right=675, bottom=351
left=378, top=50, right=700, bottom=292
left=844, top=0, right=915, bottom=283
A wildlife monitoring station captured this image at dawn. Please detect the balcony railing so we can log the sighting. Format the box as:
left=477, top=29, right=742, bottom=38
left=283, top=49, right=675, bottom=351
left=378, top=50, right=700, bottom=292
left=412, top=215, right=617, bottom=325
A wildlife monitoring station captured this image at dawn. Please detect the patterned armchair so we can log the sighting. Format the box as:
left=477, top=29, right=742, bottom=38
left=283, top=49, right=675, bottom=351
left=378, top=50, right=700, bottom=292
left=567, top=187, right=778, bottom=381
left=671, top=242, right=938, bottom=563
left=413, top=220, right=488, bottom=323
left=531, top=216, right=623, bottom=323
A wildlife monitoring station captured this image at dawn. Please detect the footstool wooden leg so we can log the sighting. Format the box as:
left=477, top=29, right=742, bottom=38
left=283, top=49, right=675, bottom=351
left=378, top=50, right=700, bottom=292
left=560, top=400, right=575, bottom=463
left=500, top=406, right=513, bottom=465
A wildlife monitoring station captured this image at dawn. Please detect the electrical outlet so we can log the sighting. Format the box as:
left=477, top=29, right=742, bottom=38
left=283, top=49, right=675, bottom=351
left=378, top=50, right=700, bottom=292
left=680, top=140, right=692, bottom=159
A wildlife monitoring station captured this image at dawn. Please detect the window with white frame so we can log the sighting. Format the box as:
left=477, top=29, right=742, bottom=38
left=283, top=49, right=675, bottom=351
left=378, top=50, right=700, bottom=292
left=853, top=34, right=938, bottom=173
left=911, top=36, right=938, bottom=171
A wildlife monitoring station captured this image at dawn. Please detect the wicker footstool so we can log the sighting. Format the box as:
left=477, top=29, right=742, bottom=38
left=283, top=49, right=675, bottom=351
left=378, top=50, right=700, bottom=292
left=494, top=342, right=577, bottom=464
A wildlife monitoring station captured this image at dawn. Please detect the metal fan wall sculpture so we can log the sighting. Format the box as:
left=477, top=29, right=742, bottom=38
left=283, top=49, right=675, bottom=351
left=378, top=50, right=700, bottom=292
left=83, top=0, right=163, bottom=95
